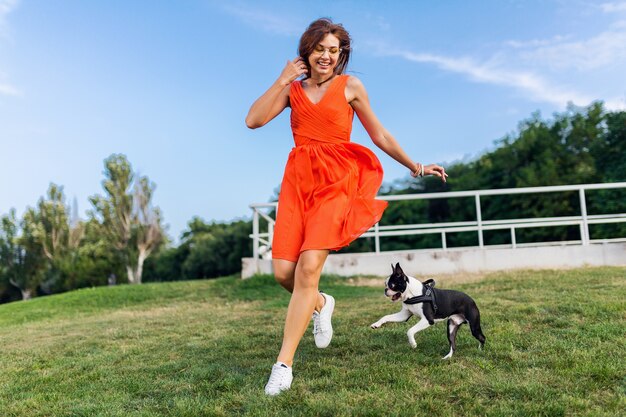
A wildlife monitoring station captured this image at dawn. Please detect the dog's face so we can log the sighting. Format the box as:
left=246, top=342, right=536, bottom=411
left=384, top=263, right=409, bottom=302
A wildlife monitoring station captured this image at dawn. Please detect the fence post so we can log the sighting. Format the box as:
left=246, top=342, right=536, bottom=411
left=511, top=228, right=516, bottom=248
left=441, top=231, right=447, bottom=250
left=475, top=194, right=484, bottom=248
left=268, top=221, right=274, bottom=253
left=252, top=209, right=260, bottom=272
left=579, top=188, right=589, bottom=245
left=374, top=222, right=380, bottom=253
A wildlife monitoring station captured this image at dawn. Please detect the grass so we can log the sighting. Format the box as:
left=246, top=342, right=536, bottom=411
left=0, top=267, right=625, bottom=416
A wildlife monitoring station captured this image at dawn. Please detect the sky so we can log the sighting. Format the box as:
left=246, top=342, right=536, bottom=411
left=1, top=0, right=625, bottom=243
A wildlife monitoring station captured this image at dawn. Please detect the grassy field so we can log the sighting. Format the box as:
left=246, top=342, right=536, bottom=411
left=0, top=267, right=624, bottom=416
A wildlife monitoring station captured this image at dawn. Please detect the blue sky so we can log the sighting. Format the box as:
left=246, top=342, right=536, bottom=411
left=1, top=0, right=625, bottom=242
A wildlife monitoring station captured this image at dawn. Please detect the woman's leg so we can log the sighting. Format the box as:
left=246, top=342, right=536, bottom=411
left=273, top=258, right=325, bottom=311
left=276, top=249, right=329, bottom=366
left=272, top=259, right=296, bottom=292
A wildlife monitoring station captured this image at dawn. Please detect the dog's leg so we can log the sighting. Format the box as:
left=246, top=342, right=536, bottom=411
left=407, top=318, right=430, bottom=348
left=466, top=306, right=486, bottom=350
left=442, top=318, right=462, bottom=360
left=371, top=309, right=412, bottom=329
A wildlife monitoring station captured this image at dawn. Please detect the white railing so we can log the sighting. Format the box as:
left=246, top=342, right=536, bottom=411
left=249, top=182, right=626, bottom=265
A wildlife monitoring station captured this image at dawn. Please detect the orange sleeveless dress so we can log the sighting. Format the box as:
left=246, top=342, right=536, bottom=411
left=271, top=74, right=388, bottom=262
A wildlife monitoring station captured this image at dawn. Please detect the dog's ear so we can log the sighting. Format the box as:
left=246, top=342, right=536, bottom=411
left=394, top=263, right=404, bottom=276
left=390, top=264, right=395, bottom=274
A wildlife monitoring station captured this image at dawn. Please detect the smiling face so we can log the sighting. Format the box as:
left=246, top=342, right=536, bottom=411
left=307, top=34, right=341, bottom=78
left=384, top=263, right=409, bottom=302
left=298, top=18, right=352, bottom=79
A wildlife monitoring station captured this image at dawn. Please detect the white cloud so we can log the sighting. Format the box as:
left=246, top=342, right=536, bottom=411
left=374, top=45, right=595, bottom=108
left=219, top=1, right=626, bottom=111
left=505, top=35, right=572, bottom=49
left=0, top=0, right=19, bottom=97
left=220, top=3, right=303, bottom=37
left=0, top=0, right=18, bottom=15
left=0, top=0, right=19, bottom=29
left=362, top=13, right=390, bottom=32
left=366, top=10, right=626, bottom=111
left=600, top=2, right=626, bottom=12
left=604, top=96, right=626, bottom=109
left=0, top=82, right=20, bottom=96
left=519, top=22, right=626, bottom=71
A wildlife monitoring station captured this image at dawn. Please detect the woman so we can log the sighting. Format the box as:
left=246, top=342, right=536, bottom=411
left=246, top=18, right=447, bottom=396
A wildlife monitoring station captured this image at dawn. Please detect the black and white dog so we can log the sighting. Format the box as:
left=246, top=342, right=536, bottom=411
left=371, top=263, right=486, bottom=359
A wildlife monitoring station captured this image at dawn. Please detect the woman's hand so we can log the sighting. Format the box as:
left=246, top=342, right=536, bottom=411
left=246, top=58, right=305, bottom=128
left=278, top=57, right=308, bottom=85
left=411, top=163, right=448, bottom=182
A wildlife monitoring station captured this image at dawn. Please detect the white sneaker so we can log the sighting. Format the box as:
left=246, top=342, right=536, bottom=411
left=312, top=292, right=335, bottom=348
left=264, top=362, right=293, bottom=396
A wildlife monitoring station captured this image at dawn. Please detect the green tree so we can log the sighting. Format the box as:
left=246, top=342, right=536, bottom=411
left=55, top=218, right=124, bottom=290
left=141, top=244, right=189, bottom=282
left=89, top=154, right=164, bottom=284
left=22, top=184, right=85, bottom=292
left=0, top=210, right=47, bottom=300
left=375, top=104, right=624, bottom=249
left=23, top=184, right=82, bottom=261
left=144, top=217, right=254, bottom=281
left=592, top=109, right=626, bottom=182
left=181, top=219, right=252, bottom=279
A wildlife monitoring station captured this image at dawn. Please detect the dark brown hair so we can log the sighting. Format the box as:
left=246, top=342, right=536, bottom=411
left=298, top=18, right=352, bottom=77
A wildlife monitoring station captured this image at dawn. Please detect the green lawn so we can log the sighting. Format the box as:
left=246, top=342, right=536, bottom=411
left=0, top=267, right=624, bottom=416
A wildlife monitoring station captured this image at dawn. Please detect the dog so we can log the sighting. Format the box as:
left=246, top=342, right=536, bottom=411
left=370, top=263, right=486, bottom=359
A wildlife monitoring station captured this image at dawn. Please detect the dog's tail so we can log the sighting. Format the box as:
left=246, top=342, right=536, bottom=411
left=466, top=303, right=486, bottom=349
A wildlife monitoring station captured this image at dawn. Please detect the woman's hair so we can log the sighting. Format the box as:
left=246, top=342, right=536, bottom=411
left=298, top=18, right=352, bottom=77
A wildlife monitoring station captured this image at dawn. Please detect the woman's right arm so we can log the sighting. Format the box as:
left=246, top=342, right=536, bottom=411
left=245, top=57, right=308, bottom=129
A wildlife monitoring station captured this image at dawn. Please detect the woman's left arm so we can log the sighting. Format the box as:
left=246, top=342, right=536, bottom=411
left=348, top=76, right=447, bottom=182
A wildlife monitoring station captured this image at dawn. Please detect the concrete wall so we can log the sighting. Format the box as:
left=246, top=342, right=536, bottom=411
left=241, top=242, right=626, bottom=278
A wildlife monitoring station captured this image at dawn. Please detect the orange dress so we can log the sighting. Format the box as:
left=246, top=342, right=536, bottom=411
left=271, top=74, right=388, bottom=262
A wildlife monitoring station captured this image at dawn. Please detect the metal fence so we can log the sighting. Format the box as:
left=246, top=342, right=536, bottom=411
left=249, top=182, right=626, bottom=262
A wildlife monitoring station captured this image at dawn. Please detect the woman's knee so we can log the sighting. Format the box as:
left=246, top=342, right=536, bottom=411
left=273, top=261, right=295, bottom=286
left=295, top=261, right=323, bottom=288
left=274, top=269, right=294, bottom=286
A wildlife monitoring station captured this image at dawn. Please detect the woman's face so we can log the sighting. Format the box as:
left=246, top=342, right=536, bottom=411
left=307, top=33, right=341, bottom=78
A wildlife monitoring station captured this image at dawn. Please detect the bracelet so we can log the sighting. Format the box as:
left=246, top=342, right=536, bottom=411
left=413, top=163, right=424, bottom=177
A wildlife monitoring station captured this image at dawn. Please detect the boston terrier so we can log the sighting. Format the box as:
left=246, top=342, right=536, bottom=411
left=371, top=263, right=486, bottom=359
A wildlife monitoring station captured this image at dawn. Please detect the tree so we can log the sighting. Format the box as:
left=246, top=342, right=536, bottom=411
left=23, top=184, right=83, bottom=262
left=127, top=176, right=164, bottom=283
left=181, top=219, right=252, bottom=279
left=0, top=210, right=46, bottom=300
left=142, top=217, right=253, bottom=281
left=21, top=184, right=85, bottom=293
left=89, top=154, right=164, bottom=284
left=59, top=218, right=124, bottom=290
left=373, top=104, right=625, bottom=249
